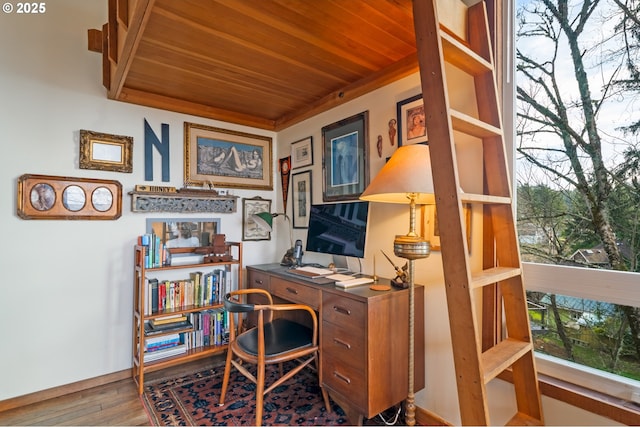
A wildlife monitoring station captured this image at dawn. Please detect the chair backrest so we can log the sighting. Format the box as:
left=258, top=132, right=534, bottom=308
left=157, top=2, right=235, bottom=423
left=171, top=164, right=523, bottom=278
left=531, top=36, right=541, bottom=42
left=224, top=292, right=255, bottom=313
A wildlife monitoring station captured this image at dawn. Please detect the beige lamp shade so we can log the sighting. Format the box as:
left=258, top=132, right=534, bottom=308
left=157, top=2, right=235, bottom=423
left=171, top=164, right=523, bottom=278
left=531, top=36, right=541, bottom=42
left=360, top=144, right=435, bottom=204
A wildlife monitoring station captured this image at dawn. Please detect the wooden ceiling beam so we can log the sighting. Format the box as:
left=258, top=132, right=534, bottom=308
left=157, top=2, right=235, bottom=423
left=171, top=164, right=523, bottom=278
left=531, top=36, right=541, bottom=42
left=108, top=0, right=156, bottom=99
left=118, top=87, right=277, bottom=130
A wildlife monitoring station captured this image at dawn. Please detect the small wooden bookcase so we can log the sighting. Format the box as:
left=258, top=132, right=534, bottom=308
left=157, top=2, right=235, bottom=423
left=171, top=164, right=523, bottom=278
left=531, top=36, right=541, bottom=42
left=131, top=242, right=242, bottom=394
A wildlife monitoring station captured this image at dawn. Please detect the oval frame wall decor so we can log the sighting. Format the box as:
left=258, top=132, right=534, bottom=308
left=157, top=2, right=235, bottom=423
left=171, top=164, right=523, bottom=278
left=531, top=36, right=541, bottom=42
left=17, top=174, right=122, bottom=220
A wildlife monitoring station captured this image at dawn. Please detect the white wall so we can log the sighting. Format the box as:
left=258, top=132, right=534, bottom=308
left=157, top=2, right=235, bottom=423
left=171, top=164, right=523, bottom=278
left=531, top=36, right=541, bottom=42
left=0, top=1, right=621, bottom=425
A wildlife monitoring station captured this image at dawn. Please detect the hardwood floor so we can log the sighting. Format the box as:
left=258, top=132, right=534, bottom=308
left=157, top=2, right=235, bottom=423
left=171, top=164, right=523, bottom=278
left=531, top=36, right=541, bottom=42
left=0, top=357, right=222, bottom=426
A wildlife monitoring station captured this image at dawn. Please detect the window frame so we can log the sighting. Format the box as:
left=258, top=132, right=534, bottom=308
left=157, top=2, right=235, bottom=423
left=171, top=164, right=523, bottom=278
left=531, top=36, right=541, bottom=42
left=500, top=0, right=640, bottom=421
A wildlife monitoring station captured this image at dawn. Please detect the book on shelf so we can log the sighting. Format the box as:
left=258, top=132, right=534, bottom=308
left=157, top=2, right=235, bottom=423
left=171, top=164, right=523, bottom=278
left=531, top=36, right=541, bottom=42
left=143, top=344, right=187, bottom=362
left=145, top=333, right=180, bottom=350
left=169, top=253, right=205, bottom=266
left=151, top=314, right=187, bottom=325
left=144, top=269, right=228, bottom=312
left=138, top=233, right=167, bottom=268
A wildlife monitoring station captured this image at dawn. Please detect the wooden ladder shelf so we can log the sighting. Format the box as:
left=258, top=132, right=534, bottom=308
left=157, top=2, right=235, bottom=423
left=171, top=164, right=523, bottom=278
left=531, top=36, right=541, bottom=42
left=412, top=1, right=544, bottom=425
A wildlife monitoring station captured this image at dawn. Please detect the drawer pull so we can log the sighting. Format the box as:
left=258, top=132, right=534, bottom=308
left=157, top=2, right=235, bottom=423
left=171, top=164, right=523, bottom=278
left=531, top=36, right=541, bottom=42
left=254, top=279, right=264, bottom=285
left=333, top=371, right=351, bottom=384
left=333, top=305, right=351, bottom=315
left=333, top=338, right=351, bottom=349
left=286, top=287, right=298, bottom=295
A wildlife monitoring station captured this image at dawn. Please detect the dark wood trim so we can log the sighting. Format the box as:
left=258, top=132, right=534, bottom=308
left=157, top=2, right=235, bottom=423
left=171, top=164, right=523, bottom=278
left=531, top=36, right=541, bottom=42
left=87, top=29, right=102, bottom=53
left=0, top=369, right=131, bottom=413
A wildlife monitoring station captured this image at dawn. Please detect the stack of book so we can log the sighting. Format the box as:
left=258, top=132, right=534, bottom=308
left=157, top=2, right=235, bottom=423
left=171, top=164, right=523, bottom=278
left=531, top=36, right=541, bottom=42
left=144, top=314, right=192, bottom=335
left=143, top=333, right=187, bottom=362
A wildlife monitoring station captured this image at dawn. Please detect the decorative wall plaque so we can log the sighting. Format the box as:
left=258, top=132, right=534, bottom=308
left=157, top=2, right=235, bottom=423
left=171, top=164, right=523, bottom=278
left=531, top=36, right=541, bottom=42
left=17, top=174, right=122, bottom=220
left=129, top=191, right=238, bottom=213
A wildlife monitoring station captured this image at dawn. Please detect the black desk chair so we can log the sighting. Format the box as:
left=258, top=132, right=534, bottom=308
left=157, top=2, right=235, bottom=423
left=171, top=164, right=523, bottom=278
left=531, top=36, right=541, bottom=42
left=219, top=289, right=330, bottom=426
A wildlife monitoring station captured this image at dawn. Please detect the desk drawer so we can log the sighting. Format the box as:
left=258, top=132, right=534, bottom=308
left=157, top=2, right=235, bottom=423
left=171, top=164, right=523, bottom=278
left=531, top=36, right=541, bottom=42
left=270, top=278, right=320, bottom=310
left=247, top=269, right=270, bottom=292
left=323, top=353, right=367, bottom=409
left=322, top=293, right=366, bottom=331
left=322, top=320, right=365, bottom=372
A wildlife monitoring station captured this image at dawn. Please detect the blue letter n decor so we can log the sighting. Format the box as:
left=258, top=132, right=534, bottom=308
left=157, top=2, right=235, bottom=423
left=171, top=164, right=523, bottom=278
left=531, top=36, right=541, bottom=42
left=144, top=119, right=170, bottom=182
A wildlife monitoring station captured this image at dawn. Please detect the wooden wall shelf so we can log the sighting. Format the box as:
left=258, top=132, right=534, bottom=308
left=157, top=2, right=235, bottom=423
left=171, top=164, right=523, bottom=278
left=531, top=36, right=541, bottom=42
left=129, top=191, right=238, bottom=213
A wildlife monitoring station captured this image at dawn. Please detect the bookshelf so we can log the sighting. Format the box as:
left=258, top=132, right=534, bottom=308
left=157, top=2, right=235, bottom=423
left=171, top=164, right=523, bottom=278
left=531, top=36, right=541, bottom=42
left=132, top=241, right=242, bottom=394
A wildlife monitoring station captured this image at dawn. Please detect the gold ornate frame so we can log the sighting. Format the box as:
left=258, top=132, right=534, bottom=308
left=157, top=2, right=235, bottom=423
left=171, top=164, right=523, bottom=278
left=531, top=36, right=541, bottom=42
left=17, top=174, right=122, bottom=220
left=184, top=122, right=273, bottom=190
left=79, top=129, right=133, bottom=173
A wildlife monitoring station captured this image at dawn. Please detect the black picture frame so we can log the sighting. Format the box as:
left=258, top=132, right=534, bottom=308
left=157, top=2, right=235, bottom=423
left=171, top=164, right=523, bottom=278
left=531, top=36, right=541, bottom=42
left=321, top=111, right=369, bottom=202
left=291, top=170, right=312, bottom=229
left=396, top=94, right=428, bottom=146
left=290, top=136, right=313, bottom=169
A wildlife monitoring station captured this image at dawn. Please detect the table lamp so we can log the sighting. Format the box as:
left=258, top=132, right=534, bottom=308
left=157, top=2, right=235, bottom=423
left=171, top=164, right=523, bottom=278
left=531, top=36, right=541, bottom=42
left=359, top=144, right=434, bottom=426
left=251, top=212, right=297, bottom=266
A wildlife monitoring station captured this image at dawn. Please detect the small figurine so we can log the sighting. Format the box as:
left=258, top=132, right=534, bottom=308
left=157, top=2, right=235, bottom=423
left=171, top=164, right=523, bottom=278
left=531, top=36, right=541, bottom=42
left=380, top=249, right=409, bottom=289
left=388, top=118, right=397, bottom=146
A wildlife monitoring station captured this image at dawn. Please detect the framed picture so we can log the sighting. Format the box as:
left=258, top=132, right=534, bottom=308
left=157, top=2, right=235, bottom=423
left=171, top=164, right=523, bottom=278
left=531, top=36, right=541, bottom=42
left=184, top=122, right=273, bottom=190
left=146, top=218, right=221, bottom=248
left=422, top=204, right=471, bottom=251
left=397, top=94, right=428, bottom=146
left=321, top=111, right=369, bottom=202
left=291, top=170, right=312, bottom=229
left=242, top=197, right=272, bottom=241
left=17, top=174, right=122, bottom=220
left=79, top=129, right=133, bottom=173
left=291, top=136, right=313, bottom=169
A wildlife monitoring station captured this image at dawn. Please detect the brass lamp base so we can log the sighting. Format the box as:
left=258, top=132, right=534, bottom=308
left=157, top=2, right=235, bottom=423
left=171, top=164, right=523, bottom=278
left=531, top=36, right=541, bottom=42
left=393, top=234, right=430, bottom=260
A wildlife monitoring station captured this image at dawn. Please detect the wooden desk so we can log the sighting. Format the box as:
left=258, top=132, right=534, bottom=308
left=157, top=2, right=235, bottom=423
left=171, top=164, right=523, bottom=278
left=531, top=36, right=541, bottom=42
left=246, top=264, right=425, bottom=425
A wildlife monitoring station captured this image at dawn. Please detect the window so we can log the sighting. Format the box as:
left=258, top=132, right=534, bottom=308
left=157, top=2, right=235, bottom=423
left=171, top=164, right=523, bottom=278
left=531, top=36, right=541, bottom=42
left=512, top=0, right=640, bottom=407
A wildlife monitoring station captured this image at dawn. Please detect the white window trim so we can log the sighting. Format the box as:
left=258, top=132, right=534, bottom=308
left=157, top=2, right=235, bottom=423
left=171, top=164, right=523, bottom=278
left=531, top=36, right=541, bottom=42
left=523, top=262, right=640, bottom=403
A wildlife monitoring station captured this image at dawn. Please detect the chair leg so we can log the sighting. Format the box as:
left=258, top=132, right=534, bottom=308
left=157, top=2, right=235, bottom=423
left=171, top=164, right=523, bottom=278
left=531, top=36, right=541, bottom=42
left=218, top=349, right=234, bottom=405
left=255, top=362, right=266, bottom=426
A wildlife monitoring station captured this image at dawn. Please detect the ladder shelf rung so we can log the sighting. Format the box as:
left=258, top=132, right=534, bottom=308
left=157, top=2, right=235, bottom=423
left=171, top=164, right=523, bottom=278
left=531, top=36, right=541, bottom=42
left=482, top=338, right=533, bottom=384
left=440, top=26, right=492, bottom=76
left=471, top=266, right=521, bottom=289
left=451, top=109, right=502, bottom=138
left=460, top=193, right=511, bottom=204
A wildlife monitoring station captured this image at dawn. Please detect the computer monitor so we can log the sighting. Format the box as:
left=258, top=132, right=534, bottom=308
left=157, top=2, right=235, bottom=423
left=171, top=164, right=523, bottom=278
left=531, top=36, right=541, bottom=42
left=305, top=201, right=369, bottom=259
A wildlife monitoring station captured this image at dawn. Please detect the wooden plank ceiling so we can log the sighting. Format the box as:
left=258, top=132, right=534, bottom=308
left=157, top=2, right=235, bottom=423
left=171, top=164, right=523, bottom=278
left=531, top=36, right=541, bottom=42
left=99, top=0, right=420, bottom=131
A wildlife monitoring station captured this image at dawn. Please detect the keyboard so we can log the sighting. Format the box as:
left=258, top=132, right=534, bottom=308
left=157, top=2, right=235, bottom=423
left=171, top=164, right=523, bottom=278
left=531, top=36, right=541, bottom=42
left=335, top=277, right=374, bottom=288
left=288, top=266, right=334, bottom=278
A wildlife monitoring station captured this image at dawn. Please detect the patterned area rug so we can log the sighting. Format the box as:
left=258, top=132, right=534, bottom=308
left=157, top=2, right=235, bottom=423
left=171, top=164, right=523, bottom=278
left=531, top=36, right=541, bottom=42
left=142, top=361, right=395, bottom=426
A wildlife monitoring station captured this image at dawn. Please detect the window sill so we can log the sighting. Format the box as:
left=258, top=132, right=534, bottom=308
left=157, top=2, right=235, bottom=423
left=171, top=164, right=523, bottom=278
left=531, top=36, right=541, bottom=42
left=499, top=370, right=640, bottom=425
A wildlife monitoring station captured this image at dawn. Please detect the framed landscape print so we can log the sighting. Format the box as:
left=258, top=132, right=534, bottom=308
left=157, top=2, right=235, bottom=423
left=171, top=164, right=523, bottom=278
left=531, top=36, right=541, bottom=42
left=242, top=197, right=272, bottom=241
left=321, top=111, right=369, bottom=202
left=184, top=122, right=273, bottom=190
left=397, top=94, right=428, bottom=146
left=291, top=170, right=312, bottom=229
left=291, top=136, right=313, bottom=169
